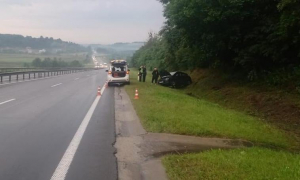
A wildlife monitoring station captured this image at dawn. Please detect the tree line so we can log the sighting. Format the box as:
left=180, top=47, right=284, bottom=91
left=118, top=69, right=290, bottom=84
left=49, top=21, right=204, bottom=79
left=132, top=0, right=300, bottom=85
left=0, top=34, right=88, bottom=53
left=29, top=58, right=83, bottom=68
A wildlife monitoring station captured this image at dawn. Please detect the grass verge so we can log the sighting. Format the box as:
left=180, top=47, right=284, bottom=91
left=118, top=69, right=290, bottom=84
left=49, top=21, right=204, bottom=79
left=125, top=69, right=299, bottom=180
left=162, top=147, right=300, bottom=180
left=125, top=70, right=295, bottom=148
left=184, top=69, right=300, bottom=141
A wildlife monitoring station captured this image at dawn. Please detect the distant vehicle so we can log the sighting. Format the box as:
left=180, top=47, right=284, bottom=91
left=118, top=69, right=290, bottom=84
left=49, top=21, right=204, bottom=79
left=106, top=60, right=130, bottom=86
left=158, top=71, right=192, bottom=88
left=103, top=63, right=108, bottom=68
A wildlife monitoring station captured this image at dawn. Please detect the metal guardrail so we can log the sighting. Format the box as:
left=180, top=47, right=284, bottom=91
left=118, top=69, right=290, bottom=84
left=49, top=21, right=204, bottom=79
left=0, top=68, right=95, bottom=83
left=0, top=67, right=96, bottom=73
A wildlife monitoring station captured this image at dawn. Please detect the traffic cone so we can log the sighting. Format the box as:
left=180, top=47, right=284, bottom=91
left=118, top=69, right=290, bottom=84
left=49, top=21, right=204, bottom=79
left=97, top=87, right=101, bottom=96
left=134, top=89, right=139, bottom=99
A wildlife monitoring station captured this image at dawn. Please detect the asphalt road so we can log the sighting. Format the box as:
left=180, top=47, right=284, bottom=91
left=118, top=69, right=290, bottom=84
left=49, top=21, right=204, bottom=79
left=0, top=70, right=117, bottom=180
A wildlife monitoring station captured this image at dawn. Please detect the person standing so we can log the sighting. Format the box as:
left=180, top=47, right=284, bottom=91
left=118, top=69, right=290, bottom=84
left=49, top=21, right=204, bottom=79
left=138, top=66, right=143, bottom=82
left=152, top=67, right=159, bottom=84
left=142, top=66, right=147, bottom=82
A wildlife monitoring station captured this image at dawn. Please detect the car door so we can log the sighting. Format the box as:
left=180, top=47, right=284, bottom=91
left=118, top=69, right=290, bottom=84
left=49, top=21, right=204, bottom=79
left=174, top=72, right=181, bottom=84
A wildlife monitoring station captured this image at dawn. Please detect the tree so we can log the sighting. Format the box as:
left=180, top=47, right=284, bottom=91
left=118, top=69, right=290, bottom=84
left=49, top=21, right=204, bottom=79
left=32, top=58, right=42, bottom=67
left=70, top=60, right=83, bottom=67
left=131, top=0, right=300, bottom=84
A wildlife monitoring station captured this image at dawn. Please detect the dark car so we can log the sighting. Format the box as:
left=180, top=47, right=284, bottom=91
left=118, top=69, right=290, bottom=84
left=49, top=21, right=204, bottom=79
left=158, top=71, right=192, bottom=88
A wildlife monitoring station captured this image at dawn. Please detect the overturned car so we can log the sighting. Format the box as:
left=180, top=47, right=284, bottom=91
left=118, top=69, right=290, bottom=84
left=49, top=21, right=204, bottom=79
left=158, top=71, right=192, bottom=88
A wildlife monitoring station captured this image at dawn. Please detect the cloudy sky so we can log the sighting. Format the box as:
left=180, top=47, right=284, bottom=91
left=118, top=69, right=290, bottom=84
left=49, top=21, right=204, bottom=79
left=0, top=0, right=165, bottom=44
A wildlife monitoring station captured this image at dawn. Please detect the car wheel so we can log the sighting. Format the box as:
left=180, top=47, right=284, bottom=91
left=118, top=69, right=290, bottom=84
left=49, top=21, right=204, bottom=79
left=108, top=82, right=112, bottom=87
left=127, top=82, right=130, bottom=85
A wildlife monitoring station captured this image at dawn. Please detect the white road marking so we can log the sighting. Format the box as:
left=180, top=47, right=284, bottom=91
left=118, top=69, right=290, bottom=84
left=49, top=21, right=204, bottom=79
left=0, top=99, right=16, bottom=106
left=51, top=83, right=63, bottom=88
left=86, top=75, right=90, bottom=77
left=50, top=84, right=107, bottom=180
left=74, top=78, right=80, bottom=81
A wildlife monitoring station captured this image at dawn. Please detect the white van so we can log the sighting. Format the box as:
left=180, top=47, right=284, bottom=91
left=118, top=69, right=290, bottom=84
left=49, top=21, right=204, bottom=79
left=106, top=60, right=130, bottom=86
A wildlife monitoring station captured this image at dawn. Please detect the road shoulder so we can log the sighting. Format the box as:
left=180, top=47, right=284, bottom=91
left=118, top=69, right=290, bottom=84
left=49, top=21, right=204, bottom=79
left=114, top=87, right=167, bottom=180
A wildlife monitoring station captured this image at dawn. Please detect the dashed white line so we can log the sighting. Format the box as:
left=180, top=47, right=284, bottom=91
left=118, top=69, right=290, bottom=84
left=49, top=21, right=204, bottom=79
left=50, top=84, right=107, bottom=180
left=51, top=83, right=63, bottom=88
left=74, top=78, right=80, bottom=81
left=0, top=99, right=16, bottom=106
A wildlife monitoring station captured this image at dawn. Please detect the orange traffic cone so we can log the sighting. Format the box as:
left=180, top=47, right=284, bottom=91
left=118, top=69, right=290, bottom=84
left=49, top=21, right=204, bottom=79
left=97, top=86, right=101, bottom=96
left=134, top=89, right=139, bottom=99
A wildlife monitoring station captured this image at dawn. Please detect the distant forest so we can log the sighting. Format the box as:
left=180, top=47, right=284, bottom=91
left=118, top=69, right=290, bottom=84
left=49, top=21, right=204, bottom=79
left=91, top=42, right=144, bottom=63
left=0, top=34, right=88, bottom=53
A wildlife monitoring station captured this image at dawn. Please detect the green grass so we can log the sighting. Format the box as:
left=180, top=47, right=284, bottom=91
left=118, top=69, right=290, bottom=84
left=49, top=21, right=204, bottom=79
left=125, top=70, right=295, bottom=148
left=0, top=53, right=88, bottom=67
left=182, top=69, right=300, bottom=142
left=162, top=147, right=300, bottom=180
left=125, top=69, right=299, bottom=180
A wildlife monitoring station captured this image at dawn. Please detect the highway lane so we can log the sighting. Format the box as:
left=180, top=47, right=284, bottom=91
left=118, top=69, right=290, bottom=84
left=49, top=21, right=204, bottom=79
left=0, top=70, right=117, bottom=180
left=0, top=70, right=95, bottom=102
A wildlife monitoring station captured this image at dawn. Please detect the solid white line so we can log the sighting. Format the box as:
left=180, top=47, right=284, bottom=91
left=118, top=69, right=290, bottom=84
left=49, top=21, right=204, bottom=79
left=0, top=99, right=16, bottom=106
left=51, top=83, right=63, bottom=88
left=50, top=84, right=106, bottom=180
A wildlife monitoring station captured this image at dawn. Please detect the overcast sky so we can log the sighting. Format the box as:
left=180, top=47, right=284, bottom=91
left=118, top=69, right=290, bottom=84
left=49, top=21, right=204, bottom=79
left=0, top=0, right=165, bottom=44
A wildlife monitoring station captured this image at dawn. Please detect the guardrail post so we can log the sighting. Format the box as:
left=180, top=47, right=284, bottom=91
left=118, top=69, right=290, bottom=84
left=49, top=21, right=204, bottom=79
left=29, top=73, right=31, bottom=79
left=34, top=73, right=36, bottom=79
left=23, top=73, right=25, bottom=80
left=0, top=76, right=2, bottom=83
left=9, top=75, right=11, bottom=82
left=17, top=74, right=19, bottom=81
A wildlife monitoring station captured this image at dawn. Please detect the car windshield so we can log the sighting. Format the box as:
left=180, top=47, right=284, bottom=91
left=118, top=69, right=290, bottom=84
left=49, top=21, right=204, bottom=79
left=111, top=66, right=126, bottom=72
